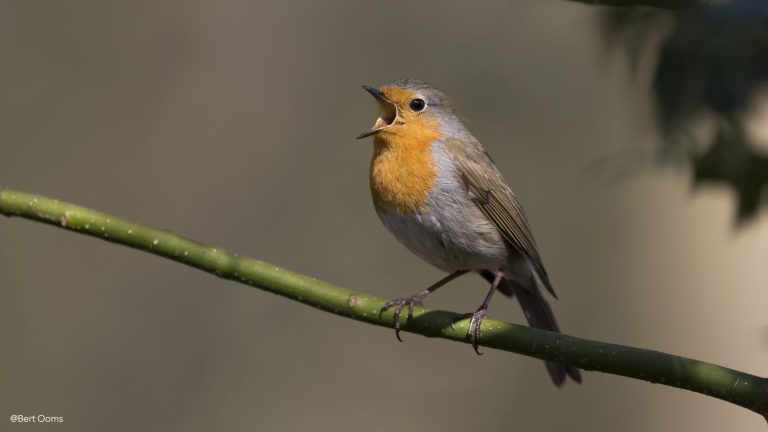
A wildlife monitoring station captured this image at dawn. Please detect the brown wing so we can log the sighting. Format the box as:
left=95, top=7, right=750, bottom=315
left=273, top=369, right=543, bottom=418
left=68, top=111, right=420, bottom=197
left=445, top=138, right=557, bottom=298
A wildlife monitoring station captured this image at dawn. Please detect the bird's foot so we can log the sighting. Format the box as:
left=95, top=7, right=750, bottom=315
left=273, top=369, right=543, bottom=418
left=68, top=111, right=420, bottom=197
left=450, top=308, right=488, bottom=355
left=380, top=293, right=428, bottom=342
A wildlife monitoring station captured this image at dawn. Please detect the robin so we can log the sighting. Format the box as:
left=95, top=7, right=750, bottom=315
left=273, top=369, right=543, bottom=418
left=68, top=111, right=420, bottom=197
left=357, top=79, right=581, bottom=387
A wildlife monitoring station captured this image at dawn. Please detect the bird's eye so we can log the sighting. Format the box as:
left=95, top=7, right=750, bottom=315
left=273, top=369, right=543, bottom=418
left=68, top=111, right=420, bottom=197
left=409, top=98, right=426, bottom=112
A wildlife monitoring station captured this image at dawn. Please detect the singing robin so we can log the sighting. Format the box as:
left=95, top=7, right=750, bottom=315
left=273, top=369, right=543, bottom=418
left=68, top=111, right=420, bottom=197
left=357, top=79, right=581, bottom=387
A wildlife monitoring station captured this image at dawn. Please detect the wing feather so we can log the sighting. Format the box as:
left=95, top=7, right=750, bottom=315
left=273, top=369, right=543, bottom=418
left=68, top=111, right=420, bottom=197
left=445, top=138, right=557, bottom=298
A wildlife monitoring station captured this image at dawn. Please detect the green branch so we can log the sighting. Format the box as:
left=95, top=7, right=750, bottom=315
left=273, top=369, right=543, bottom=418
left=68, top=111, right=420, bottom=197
left=1, top=187, right=766, bottom=419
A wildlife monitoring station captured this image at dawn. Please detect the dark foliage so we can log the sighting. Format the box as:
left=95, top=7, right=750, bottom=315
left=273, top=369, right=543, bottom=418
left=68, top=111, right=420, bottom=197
left=604, top=0, right=768, bottom=222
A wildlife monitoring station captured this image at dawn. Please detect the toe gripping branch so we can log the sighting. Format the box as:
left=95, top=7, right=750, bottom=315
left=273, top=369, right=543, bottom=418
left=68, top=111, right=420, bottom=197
left=381, top=269, right=503, bottom=354
left=380, top=270, right=468, bottom=341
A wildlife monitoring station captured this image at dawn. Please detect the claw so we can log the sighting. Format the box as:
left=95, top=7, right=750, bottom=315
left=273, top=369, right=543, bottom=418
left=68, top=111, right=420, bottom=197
left=463, top=271, right=499, bottom=355
left=381, top=296, right=424, bottom=342
left=380, top=271, right=469, bottom=344
left=450, top=310, right=487, bottom=354
left=467, top=309, right=487, bottom=355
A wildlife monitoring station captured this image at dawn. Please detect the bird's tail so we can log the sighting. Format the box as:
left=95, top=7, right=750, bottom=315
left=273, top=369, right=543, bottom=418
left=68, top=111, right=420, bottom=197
left=482, top=272, right=582, bottom=387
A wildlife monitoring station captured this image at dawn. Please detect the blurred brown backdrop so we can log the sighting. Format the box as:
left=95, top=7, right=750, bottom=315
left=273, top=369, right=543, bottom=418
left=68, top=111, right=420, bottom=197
left=1, top=1, right=766, bottom=431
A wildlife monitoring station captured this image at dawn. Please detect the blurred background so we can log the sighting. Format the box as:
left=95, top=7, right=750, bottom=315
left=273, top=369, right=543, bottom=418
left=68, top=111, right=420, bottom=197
left=1, top=0, right=766, bottom=431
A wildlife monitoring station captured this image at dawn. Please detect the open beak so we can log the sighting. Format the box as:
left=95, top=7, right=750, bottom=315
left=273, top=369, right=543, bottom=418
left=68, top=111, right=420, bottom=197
left=356, top=85, right=398, bottom=139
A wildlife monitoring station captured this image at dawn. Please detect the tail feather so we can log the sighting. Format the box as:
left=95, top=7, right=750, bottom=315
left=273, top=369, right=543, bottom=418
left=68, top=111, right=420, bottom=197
left=480, top=271, right=582, bottom=387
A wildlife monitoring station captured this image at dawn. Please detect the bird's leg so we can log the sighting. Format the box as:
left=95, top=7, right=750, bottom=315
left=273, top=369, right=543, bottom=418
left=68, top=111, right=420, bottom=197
left=452, top=270, right=502, bottom=355
left=381, top=269, right=468, bottom=342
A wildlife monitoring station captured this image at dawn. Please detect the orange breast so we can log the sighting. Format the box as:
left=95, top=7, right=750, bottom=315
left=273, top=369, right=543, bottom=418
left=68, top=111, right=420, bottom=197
left=369, top=122, right=442, bottom=214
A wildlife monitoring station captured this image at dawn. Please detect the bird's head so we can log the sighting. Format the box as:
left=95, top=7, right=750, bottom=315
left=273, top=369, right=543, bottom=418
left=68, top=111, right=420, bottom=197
left=356, top=79, right=457, bottom=141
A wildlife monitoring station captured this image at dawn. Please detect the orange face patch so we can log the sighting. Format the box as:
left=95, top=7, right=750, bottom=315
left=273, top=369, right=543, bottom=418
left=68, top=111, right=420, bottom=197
left=369, top=87, right=442, bottom=214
